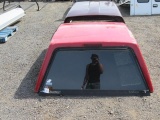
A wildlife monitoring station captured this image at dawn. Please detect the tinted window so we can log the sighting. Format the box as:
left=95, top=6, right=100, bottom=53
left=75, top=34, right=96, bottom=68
left=137, top=0, right=149, bottom=3
left=155, top=0, right=160, bottom=2
left=64, top=16, right=125, bottom=23
left=40, top=48, right=148, bottom=94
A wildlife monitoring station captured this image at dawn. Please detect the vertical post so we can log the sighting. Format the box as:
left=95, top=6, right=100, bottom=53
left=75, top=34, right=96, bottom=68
left=3, top=0, right=6, bottom=11
left=35, top=0, right=39, bottom=11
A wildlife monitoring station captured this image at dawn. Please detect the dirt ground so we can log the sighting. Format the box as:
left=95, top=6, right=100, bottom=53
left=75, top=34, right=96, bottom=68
left=0, top=2, right=160, bottom=120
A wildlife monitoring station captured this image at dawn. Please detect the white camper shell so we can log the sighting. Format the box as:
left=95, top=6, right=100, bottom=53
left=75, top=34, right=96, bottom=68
left=120, top=0, right=160, bottom=15
left=65, top=1, right=125, bottom=23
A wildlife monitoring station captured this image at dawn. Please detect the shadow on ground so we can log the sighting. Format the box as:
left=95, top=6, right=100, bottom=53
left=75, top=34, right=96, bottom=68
left=14, top=49, right=47, bottom=99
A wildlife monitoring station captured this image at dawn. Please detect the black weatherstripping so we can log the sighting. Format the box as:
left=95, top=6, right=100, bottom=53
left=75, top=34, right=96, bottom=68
left=39, top=90, right=150, bottom=96
left=64, top=15, right=125, bottom=23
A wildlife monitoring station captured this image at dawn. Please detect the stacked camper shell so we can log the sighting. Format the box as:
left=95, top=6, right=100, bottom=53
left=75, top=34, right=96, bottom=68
left=64, top=1, right=125, bottom=23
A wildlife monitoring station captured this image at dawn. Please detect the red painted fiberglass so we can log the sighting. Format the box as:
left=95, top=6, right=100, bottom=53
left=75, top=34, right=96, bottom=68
left=34, top=22, right=153, bottom=93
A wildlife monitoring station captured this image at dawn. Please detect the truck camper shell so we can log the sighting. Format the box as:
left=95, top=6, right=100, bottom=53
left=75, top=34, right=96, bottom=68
left=35, top=22, right=153, bottom=96
left=64, top=1, right=125, bottom=23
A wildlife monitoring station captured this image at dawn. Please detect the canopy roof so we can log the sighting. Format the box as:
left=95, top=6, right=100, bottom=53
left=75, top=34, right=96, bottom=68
left=52, top=22, right=135, bottom=45
left=65, top=1, right=124, bottom=23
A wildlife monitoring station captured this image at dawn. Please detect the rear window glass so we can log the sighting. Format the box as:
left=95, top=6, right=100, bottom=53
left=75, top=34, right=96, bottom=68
left=40, top=48, right=148, bottom=95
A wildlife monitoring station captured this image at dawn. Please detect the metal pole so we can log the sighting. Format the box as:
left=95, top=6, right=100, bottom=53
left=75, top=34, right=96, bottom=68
left=35, top=0, right=39, bottom=11
left=3, top=0, right=6, bottom=11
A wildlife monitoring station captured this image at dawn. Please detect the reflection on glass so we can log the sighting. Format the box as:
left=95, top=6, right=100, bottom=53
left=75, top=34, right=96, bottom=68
left=82, top=54, right=103, bottom=89
left=41, top=48, right=148, bottom=93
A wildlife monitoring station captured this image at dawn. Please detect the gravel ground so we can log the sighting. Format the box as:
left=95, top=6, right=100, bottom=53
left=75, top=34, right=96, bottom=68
left=0, top=2, right=160, bottom=120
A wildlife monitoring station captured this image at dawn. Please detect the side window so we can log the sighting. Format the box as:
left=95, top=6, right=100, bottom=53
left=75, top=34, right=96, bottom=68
left=155, top=0, right=160, bottom=2
left=137, top=0, right=149, bottom=3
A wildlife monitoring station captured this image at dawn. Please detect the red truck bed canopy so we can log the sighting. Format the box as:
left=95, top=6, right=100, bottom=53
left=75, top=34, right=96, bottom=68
left=35, top=22, right=153, bottom=95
